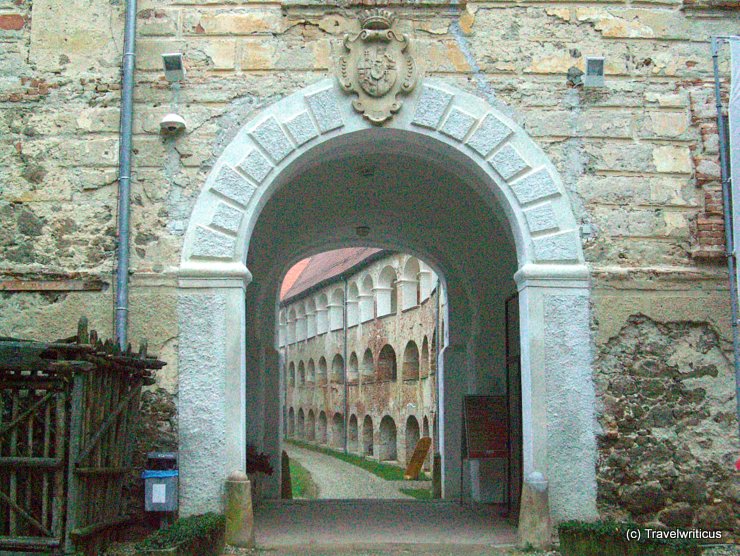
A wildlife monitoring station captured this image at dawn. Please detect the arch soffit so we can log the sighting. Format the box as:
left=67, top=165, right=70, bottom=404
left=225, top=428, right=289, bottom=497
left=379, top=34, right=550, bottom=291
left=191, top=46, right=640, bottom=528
left=179, top=78, right=585, bottom=283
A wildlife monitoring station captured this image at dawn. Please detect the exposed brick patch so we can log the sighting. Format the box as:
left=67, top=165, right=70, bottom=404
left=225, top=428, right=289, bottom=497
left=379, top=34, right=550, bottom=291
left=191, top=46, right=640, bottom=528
left=0, top=13, right=25, bottom=30
left=686, top=82, right=728, bottom=261
left=0, top=77, right=62, bottom=102
left=682, top=0, right=740, bottom=10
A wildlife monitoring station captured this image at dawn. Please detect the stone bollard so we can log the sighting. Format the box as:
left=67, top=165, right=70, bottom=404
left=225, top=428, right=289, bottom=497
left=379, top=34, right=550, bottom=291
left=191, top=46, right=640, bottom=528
left=224, top=471, right=255, bottom=548
left=281, top=450, right=293, bottom=499
left=517, top=471, right=551, bottom=550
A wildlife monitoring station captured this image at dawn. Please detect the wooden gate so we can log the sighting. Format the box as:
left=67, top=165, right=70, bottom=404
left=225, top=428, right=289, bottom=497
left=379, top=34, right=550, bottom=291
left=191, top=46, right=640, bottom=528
left=0, top=359, right=68, bottom=553
left=0, top=318, right=164, bottom=554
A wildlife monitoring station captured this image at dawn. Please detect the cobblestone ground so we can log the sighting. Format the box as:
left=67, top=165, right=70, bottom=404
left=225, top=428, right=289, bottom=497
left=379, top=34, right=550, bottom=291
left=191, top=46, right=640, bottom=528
left=285, top=444, right=419, bottom=499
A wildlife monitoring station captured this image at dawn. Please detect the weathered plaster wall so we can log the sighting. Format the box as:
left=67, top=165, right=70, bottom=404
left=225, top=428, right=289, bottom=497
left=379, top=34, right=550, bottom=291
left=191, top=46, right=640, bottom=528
left=0, top=0, right=738, bottom=530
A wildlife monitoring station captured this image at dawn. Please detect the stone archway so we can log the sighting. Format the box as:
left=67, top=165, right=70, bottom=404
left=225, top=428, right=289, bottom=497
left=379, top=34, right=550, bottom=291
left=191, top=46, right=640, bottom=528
left=177, top=78, right=596, bottom=523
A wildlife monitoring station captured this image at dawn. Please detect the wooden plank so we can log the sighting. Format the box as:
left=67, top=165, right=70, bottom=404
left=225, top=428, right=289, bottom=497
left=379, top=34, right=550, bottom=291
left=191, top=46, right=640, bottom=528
left=0, top=536, right=61, bottom=549
left=9, top=392, right=18, bottom=535
left=74, top=467, right=132, bottom=476
left=463, top=395, right=508, bottom=460
left=42, top=402, right=50, bottom=530
left=25, top=392, right=34, bottom=525
left=404, top=436, right=431, bottom=480
left=0, top=458, right=62, bottom=469
left=52, top=393, right=65, bottom=540
left=0, top=279, right=104, bottom=292
left=63, top=372, right=85, bottom=553
left=0, top=381, right=67, bottom=391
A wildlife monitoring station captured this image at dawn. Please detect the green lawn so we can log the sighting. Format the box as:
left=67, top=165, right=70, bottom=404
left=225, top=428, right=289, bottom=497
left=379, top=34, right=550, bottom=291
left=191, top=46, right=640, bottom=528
left=399, top=487, right=433, bottom=500
left=286, top=439, right=428, bottom=481
left=289, top=458, right=319, bottom=499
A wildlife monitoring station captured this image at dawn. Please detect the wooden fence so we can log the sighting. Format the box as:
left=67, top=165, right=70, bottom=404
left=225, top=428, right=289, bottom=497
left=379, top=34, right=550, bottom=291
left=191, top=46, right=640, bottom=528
left=0, top=318, right=165, bottom=554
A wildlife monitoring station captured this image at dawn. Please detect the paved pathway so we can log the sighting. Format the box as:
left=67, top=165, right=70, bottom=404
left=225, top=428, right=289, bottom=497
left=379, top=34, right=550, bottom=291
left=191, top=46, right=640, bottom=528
left=253, top=499, right=518, bottom=548
left=285, top=444, right=418, bottom=499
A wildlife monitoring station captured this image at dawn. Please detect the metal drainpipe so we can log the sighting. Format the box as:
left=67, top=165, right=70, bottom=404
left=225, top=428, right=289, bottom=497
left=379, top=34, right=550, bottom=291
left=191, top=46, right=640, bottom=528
left=712, top=37, right=740, bottom=438
left=343, top=278, right=349, bottom=453
left=114, top=0, right=138, bottom=349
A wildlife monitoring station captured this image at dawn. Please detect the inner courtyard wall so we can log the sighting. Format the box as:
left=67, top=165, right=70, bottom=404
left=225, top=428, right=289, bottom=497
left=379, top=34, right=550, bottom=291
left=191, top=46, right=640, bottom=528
left=0, top=0, right=738, bottom=532
left=282, top=252, right=441, bottom=471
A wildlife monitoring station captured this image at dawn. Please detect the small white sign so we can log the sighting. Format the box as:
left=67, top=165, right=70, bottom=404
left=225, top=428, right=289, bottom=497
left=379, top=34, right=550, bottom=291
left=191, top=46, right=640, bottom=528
left=152, top=483, right=167, bottom=504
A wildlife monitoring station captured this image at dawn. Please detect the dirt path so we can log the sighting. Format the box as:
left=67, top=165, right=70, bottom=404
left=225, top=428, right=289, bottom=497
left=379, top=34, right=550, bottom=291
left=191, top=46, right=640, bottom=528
left=285, top=444, right=415, bottom=499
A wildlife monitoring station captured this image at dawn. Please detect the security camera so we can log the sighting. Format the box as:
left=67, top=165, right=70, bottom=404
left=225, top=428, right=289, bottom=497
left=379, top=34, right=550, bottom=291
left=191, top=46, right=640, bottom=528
left=160, top=113, right=186, bottom=135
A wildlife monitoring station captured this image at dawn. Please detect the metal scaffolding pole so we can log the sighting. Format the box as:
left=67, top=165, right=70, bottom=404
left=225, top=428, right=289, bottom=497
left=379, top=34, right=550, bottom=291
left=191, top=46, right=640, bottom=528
left=711, top=36, right=740, bottom=440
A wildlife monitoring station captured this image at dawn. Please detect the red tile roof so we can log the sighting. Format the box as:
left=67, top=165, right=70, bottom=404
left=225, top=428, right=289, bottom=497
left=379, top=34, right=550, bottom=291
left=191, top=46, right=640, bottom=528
left=281, top=247, right=384, bottom=302
left=279, top=257, right=310, bottom=300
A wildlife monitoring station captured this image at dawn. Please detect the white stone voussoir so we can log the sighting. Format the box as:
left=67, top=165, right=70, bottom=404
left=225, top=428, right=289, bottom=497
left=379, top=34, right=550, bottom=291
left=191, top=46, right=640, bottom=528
left=182, top=78, right=583, bottom=269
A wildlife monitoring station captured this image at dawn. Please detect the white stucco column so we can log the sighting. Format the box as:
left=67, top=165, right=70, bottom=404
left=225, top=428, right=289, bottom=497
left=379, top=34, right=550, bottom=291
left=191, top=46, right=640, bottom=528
left=397, top=278, right=419, bottom=311
left=358, top=293, right=374, bottom=322
left=515, top=263, right=598, bottom=522
left=418, top=269, right=433, bottom=301
left=373, top=286, right=393, bottom=317
left=346, top=298, right=359, bottom=327
left=177, top=264, right=250, bottom=515
left=315, top=306, right=328, bottom=334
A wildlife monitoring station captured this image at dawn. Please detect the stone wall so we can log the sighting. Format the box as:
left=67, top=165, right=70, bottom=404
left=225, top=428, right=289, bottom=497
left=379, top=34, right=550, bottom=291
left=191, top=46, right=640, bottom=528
left=0, top=0, right=738, bottom=528
left=595, top=314, right=738, bottom=534
left=124, top=387, right=179, bottom=519
left=2, top=1, right=738, bottom=280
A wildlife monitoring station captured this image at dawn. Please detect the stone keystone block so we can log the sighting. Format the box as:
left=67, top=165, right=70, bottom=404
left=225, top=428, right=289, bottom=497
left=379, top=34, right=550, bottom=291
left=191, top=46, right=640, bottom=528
left=191, top=226, right=236, bottom=260
left=212, top=165, right=258, bottom=207
left=239, top=150, right=273, bottom=185
left=490, top=144, right=529, bottom=181
left=250, top=117, right=294, bottom=162
left=466, top=113, right=512, bottom=157
left=509, top=169, right=559, bottom=206
left=440, top=107, right=478, bottom=141
left=412, top=85, right=453, bottom=129
left=306, top=88, right=344, bottom=133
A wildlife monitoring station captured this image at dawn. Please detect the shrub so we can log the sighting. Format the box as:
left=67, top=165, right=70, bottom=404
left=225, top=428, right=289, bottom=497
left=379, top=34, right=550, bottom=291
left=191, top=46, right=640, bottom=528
left=558, top=520, right=702, bottom=556
left=136, top=513, right=225, bottom=551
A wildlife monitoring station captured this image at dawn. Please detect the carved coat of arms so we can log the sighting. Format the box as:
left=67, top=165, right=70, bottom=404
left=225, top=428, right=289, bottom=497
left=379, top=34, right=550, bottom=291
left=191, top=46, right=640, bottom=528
left=338, top=9, right=417, bottom=125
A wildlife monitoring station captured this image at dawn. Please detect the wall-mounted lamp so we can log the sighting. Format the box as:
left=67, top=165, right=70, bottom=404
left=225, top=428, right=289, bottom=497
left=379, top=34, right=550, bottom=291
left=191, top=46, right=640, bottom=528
left=583, top=57, right=605, bottom=88
left=160, top=113, right=186, bottom=135
left=160, top=53, right=186, bottom=136
left=162, top=53, right=185, bottom=83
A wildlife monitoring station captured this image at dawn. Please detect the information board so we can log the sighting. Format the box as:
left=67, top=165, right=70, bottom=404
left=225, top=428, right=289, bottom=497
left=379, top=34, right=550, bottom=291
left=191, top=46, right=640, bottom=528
left=463, top=395, right=508, bottom=460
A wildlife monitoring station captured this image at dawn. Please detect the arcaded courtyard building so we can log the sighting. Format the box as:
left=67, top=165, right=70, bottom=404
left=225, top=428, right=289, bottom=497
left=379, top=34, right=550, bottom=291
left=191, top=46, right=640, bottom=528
left=280, top=248, right=442, bottom=470
left=0, top=0, right=738, bottom=538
